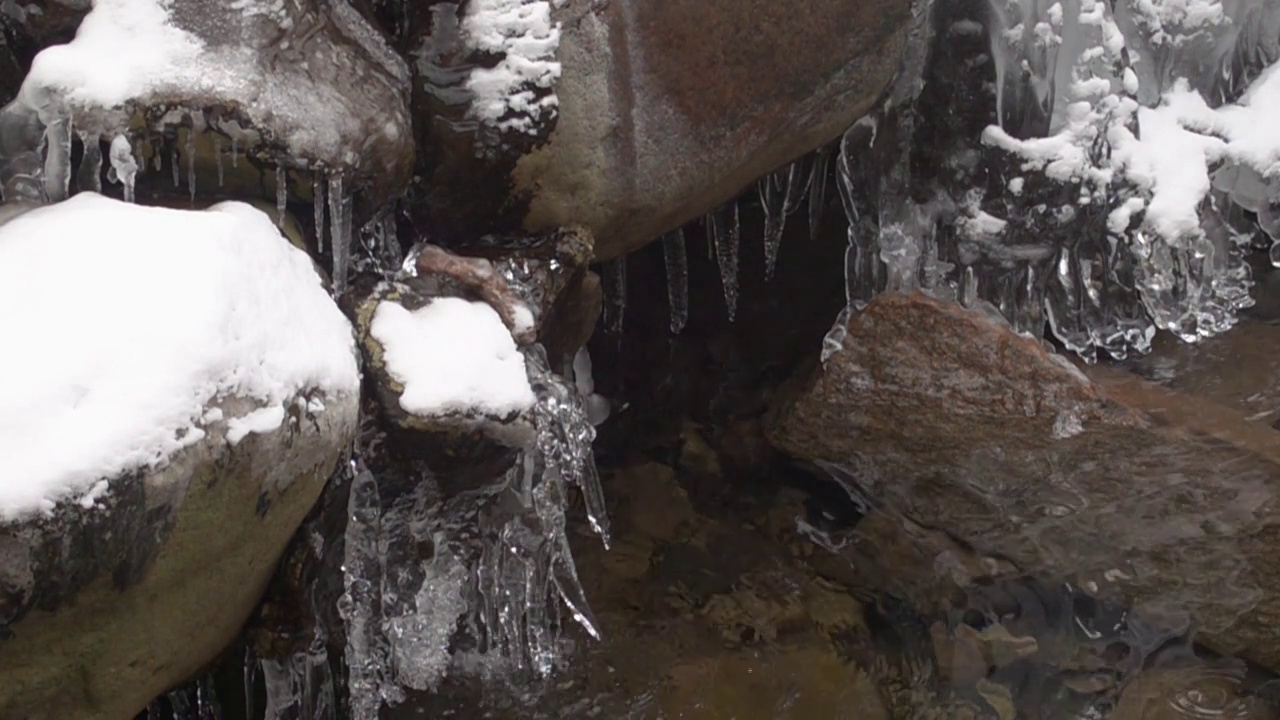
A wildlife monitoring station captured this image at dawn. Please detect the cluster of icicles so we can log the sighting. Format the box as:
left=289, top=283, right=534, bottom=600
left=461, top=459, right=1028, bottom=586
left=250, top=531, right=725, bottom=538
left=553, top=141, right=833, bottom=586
left=606, top=0, right=1280, bottom=367
left=0, top=102, right=361, bottom=294
left=333, top=347, right=609, bottom=719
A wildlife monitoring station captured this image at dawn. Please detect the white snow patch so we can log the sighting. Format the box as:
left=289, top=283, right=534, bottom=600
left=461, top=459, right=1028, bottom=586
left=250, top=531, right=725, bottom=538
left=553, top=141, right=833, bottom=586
left=0, top=193, right=358, bottom=521
left=370, top=297, right=536, bottom=418
left=20, top=0, right=201, bottom=120
left=226, top=404, right=288, bottom=445
left=462, top=0, right=562, bottom=134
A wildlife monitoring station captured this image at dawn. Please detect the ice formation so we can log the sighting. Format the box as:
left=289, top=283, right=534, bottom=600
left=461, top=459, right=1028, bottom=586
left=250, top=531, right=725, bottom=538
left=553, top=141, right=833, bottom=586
left=462, top=0, right=562, bottom=134
left=603, top=256, right=627, bottom=334
left=337, top=345, right=610, bottom=716
left=662, top=229, right=689, bottom=333
left=707, top=202, right=741, bottom=322
left=632, top=0, right=1279, bottom=359
left=0, top=194, right=358, bottom=520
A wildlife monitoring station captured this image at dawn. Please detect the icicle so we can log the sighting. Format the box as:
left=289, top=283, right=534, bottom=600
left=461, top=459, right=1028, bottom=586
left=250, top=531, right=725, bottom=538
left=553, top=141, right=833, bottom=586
left=196, top=676, right=220, bottom=720
left=809, top=146, right=832, bottom=241
left=603, top=255, right=627, bottom=334
left=214, top=137, right=224, bottom=187
left=338, top=458, right=392, bottom=720
left=708, top=203, right=740, bottom=321
left=313, top=172, right=326, bottom=254
left=42, top=115, right=72, bottom=202
left=169, top=141, right=179, bottom=188
left=662, top=229, right=689, bottom=333
left=960, top=265, right=978, bottom=308
left=231, top=136, right=239, bottom=167
left=243, top=646, right=257, bottom=720
left=76, top=130, right=102, bottom=194
left=275, top=165, right=288, bottom=228
left=328, top=172, right=351, bottom=294
left=167, top=688, right=193, bottom=720
left=185, top=128, right=196, bottom=203
left=108, top=135, right=138, bottom=203
left=758, top=173, right=785, bottom=280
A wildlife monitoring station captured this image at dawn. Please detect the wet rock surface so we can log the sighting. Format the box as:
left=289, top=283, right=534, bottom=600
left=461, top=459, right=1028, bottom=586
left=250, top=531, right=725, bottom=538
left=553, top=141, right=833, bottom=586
left=768, top=290, right=1280, bottom=672
left=0, top=393, right=357, bottom=720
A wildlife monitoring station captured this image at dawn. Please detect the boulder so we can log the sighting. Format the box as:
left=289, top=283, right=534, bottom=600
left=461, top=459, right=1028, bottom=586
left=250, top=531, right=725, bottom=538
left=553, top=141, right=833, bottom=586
left=0, top=394, right=357, bottom=720
left=10, top=0, right=413, bottom=210
left=411, top=0, right=913, bottom=259
left=352, top=228, right=599, bottom=484
left=0, top=194, right=362, bottom=718
left=767, top=293, right=1280, bottom=670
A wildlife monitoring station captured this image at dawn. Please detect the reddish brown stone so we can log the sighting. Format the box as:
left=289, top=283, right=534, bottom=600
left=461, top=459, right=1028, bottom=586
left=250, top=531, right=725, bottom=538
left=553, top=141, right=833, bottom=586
left=768, top=292, right=1280, bottom=670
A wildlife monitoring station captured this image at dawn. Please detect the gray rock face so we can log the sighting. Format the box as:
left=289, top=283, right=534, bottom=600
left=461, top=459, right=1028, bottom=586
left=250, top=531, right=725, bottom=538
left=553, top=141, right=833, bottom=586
left=0, top=392, right=358, bottom=720
left=412, top=0, right=912, bottom=259
left=768, top=293, right=1280, bottom=670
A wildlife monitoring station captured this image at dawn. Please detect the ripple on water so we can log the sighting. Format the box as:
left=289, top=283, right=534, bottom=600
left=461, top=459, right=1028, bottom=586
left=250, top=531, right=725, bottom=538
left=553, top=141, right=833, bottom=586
left=1115, top=666, right=1276, bottom=720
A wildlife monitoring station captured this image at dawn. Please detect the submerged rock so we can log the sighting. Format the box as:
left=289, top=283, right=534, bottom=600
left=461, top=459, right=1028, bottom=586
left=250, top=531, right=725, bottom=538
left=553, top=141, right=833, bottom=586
left=410, top=0, right=913, bottom=259
left=768, top=292, right=1280, bottom=671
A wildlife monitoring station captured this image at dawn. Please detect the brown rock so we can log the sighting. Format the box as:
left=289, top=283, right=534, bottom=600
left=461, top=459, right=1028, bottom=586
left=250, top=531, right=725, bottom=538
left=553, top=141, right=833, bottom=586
left=768, top=292, right=1280, bottom=670
left=412, top=0, right=912, bottom=260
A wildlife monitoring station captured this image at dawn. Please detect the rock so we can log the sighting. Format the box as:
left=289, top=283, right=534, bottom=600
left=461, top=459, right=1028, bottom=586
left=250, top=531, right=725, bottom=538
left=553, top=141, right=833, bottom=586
left=0, top=393, right=357, bottom=720
left=768, top=292, right=1280, bottom=670
left=353, top=229, right=598, bottom=483
left=411, top=0, right=913, bottom=259
left=13, top=0, right=413, bottom=210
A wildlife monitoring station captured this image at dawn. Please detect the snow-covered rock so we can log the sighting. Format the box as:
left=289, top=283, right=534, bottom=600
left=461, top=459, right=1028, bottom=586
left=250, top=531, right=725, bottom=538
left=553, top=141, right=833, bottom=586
left=10, top=0, right=412, bottom=207
left=0, top=194, right=359, bottom=720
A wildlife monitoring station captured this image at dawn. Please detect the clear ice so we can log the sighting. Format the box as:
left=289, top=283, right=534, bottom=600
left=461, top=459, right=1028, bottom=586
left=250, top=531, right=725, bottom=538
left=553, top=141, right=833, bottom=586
left=42, top=115, right=71, bottom=202
left=328, top=172, right=352, bottom=295
left=313, top=174, right=326, bottom=254
left=603, top=256, right=627, bottom=334
left=76, top=131, right=101, bottom=194
left=707, top=202, right=741, bottom=322
left=338, top=344, right=610, bottom=715
left=662, top=229, right=689, bottom=334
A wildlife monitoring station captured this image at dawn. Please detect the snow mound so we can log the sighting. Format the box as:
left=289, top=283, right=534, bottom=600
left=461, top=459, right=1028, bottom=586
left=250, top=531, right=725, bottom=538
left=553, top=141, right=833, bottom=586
left=370, top=297, right=536, bottom=418
left=0, top=193, right=359, bottom=521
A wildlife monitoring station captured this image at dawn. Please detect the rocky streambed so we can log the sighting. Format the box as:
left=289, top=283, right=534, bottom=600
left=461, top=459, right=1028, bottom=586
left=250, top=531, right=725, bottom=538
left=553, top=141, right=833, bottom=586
left=3, top=1, right=1280, bottom=719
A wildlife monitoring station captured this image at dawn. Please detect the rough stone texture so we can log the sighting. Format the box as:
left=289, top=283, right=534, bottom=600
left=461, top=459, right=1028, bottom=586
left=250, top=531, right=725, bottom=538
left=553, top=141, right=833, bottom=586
left=768, top=292, right=1280, bottom=670
left=412, top=0, right=911, bottom=259
left=0, top=391, right=358, bottom=720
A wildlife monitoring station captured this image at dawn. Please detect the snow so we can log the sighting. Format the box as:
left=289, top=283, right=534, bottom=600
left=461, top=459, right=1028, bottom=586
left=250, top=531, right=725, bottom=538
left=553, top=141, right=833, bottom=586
left=19, top=0, right=201, bottom=119
left=462, top=0, right=562, bottom=134
left=370, top=297, right=536, bottom=418
left=18, top=0, right=408, bottom=163
left=0, top=193, right=359, bottom=521
left=226, top=405, right=288, bottom=446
